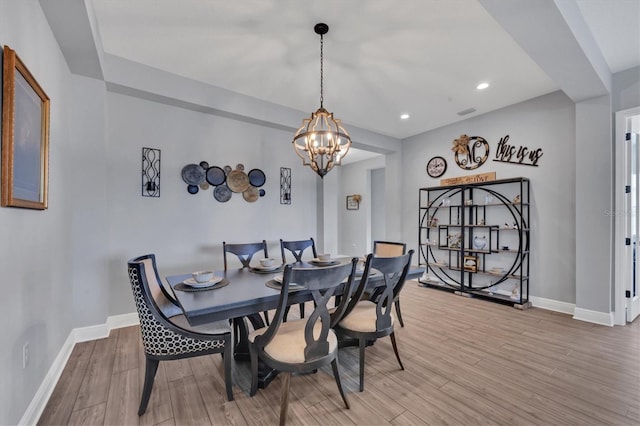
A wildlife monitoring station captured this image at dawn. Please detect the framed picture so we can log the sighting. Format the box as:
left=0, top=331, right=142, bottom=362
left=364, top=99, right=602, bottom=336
left=463, top=255, right=478, bottom=272
left=2, top=46, right=50, bottom=209
left=346, top=194, right=360, bottom=210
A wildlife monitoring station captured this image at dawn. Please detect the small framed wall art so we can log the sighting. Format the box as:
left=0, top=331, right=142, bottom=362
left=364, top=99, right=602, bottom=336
left=1, top=45, right=50, bottom=209
left=346, top=194, right=361, bottom=210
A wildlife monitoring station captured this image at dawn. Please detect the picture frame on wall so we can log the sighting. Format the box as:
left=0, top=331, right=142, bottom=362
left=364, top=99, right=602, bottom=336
left=346, top=195, right=360, bottom=210
left=1, top=45, right=50, bottom=209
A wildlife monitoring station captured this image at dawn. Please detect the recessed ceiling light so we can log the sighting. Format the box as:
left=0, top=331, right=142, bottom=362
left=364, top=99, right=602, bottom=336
left=400, top=113, right=410, bottom=120
left=477, top=82, right=490, bottom=90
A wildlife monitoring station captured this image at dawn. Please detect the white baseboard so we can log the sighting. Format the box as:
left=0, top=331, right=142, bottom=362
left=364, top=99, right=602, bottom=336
left=573, top=307, right=615, bottom=326
left=19, top=312, right=139, bottom=426
left=529, top=295, right=575, bottom=315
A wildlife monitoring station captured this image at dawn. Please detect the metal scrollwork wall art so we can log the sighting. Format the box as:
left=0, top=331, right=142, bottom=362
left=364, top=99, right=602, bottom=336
left=180, top=162, right=266, bottom=203
left=142, top=147, right=160, bottom=197
left=280, top=167, right=291, bottom=204
left=451, top=134, right=489, bottom=170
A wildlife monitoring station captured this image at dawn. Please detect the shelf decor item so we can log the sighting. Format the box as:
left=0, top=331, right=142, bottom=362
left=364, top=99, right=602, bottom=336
left=2, top=45, right=50, bottom=209
left=473, top=235, right=487, bottom=250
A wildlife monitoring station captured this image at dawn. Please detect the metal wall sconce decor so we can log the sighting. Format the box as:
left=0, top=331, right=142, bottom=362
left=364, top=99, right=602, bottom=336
left=451, top=134, right=489, bottom=170
left=181, top=162, right=266, bottom=203
left=142, top=147, right=160, bottom=197
left=280, top=167, right=291, bottom=204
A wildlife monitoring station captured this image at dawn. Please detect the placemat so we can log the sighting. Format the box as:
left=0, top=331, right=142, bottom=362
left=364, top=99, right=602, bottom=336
left=175, top=279, right=230, bottom=292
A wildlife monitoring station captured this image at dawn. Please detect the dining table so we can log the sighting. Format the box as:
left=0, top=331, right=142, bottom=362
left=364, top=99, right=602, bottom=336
left=166, top=256, right=424, bottom=388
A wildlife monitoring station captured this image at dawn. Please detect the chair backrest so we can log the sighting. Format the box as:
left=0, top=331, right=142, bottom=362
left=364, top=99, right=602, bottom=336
left=128, top=255, right=218, bottom=356
left=223, top=240, right=269, bottom=270
left=136, top=254, right=182, bottom=317
left=347, top=250, right=414, bottom=330
left=373, top=241, right=407, bottom=257
left=254, top=259, right=358, bottom=362
left=280, top=237, right=318, bottom=263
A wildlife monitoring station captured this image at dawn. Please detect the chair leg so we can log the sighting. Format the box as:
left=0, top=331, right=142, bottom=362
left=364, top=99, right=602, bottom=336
left=223, top=341, right=234, bottom=401
left=263, top=310, right=270, bottom=325
left=283, top=305, right=291, bottom=322
left=138, top=358, right=159, bottom=415
left=358, top=338, right=366, bottom=392
left=331, top=358, right=350, bottom=409
left=390, top=331, right=404, bottom=371
left=394, top=298, right=404, bottom=327
left=279, top=372, right=292, bottom=426
left=299, top=302, right=305, bottom=319
left=249, top=344, right=259, bottom=396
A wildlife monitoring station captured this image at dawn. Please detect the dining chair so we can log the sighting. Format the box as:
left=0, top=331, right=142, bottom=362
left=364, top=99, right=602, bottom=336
left=335, top=250, right=414, bottom=392
left=223, top=240, right=269, bottom=270
left=223, top=240, right=272, bottom=325
left=248, top=259, right=358, bottom=425
left=280, top=237, right=318, bottom=318
left=372, top=240, right=407, bottom=327
left=127, top=254, right=234, bottom=415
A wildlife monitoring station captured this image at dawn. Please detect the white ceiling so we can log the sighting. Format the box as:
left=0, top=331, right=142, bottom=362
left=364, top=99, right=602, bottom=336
left=90, top=0, right=639, bottom=142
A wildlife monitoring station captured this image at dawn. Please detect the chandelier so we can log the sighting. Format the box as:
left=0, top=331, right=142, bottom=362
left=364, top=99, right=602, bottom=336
left=292, top=23, right=351, bottom=178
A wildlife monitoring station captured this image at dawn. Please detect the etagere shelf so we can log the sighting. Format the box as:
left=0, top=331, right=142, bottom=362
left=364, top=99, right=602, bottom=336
left=418, top=177, right=531, bottom=308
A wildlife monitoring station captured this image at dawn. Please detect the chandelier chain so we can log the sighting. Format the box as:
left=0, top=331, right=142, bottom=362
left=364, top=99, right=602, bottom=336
left=319, top=33, right=324, bottom=108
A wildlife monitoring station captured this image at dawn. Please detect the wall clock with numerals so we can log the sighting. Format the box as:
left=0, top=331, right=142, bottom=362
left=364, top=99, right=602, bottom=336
left=427, top=156, right=447, bottom=178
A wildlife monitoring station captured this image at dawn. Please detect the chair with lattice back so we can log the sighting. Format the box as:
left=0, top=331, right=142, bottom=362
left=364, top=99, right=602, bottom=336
left=127, top=254, right=234, bottom=415
left=372, top=241, right=407, bottom=327
left=279, top=237, right=318, bottom=318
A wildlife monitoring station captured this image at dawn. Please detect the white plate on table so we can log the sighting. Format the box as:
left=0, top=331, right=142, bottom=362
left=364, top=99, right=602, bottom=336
left=253, top=264, right=280, bottom=271
left=272, top=275, right=303, bottom=289
left=183, top=276, right=223, bottom=288
left=309, top=258, right=339, bottom=266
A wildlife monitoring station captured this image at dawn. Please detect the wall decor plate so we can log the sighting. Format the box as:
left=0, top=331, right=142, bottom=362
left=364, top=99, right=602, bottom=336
left=214, top=184, right=232, bottom=202
left=223, top=165, right=232, bottom=174
left=243, top=186, right=259, bottom=202
left=199, top=182, right=210, bottom=190
left=227, top=170, right=250, bottom=192
left=199, top=161, right=209, bottom=169
left=248, top=169, right=266, bottom=187
left=259, top=189, right=266, bottom=197
left=181, top=164, right=206, bottom=185
left=206, top=166, right=226, bottom=186
left=187, top=184, right=199, bottom=194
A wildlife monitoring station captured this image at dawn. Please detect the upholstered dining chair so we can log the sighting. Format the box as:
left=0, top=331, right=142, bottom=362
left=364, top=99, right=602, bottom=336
left=127, top=254, right=234, bottom=415
left=372, top=240, right=407, bottom=327
left=223, top=240, right=269, bottom=270
left=280, top=237, right=318, bottom=318
left=335, top=250, right=414, bottom=392
left=248, top=259, right=358, bottom=425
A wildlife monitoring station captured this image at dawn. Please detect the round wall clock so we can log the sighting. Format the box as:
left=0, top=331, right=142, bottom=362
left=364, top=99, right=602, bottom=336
left=427, top=156, right=447, bottom=178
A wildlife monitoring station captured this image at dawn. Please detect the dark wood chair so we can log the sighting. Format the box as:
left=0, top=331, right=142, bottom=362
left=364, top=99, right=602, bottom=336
left=372, top=240, right=407, bottom=327
left=223, top=240, right=269, bottom=270
left=280, top=238, right=318, bottom=318
left=223, top=240, right=272, bottom=325
left=248, top=259, right=359, bottom=425
left=335, top=250, right=414, bottom=392
left=127, top=254, right=233, bottom=415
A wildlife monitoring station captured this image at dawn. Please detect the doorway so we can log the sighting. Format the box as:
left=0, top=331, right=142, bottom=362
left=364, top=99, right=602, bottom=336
left=615, top=107, right=640, bottom=324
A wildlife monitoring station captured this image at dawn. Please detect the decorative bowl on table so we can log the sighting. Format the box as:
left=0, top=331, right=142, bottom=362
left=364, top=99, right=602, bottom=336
left=317, top=253, right=331, bottom=262
left=192, top=270, right=214, bottom=283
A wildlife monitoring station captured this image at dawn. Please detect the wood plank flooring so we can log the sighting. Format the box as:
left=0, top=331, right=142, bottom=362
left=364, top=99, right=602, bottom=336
left=38, top=282, right=640, bottom=425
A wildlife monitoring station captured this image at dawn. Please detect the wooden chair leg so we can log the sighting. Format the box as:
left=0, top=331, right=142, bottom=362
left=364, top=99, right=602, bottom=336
left=279, top=372, right=292, bottom=426
left=138, top=358, right=159, bottom=415
left=331, top=359, right=350, bottom=409
left=223, top=342, right=234, bottom=401
left=394, top=298, right=404, bottom=327
left=358, top=338, right=366, bottom=392
left=249, top=344, right=259, bottom=396
left=299, top=302, right=305, bottom=318
left=390, top=331, right=404, bottom=370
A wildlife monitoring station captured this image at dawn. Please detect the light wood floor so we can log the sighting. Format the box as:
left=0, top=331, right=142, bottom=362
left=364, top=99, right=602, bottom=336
left=39, top=283, right=640, bottom=426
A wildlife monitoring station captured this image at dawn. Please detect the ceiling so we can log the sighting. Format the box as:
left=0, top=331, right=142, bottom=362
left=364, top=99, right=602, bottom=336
left=90, top=0, right=639, bottom=143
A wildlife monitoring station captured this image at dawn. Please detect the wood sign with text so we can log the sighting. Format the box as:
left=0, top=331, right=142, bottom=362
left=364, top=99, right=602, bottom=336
left=440, top=172, right=496, bottom=186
